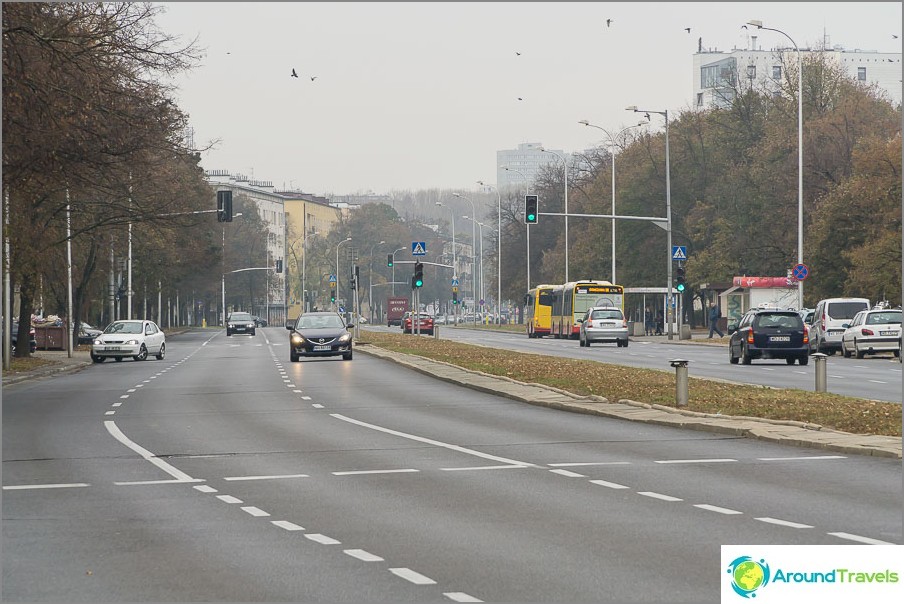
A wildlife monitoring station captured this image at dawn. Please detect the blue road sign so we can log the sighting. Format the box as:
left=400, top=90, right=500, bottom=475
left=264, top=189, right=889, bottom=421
left=412, top=242, right=427, bottom=256
left=452, top=278, right=460, bottom=286
left=672, top=246, right=687, bottom=261
left=328, top=274, right=337, bottom=283
left=792, top=263, right=809, bottom=280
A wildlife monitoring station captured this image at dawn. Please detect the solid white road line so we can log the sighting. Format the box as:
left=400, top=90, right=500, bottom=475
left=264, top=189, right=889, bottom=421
left=305, top=533, right=341, bottom=544
left=240, top=506, right=270, bottom=517
left=654, top=458, right=736, bottom=464
left=223, top=474, right=309, bottom=481
left=3, top=483, right=89, bottom=490
left=332, top=469, right=419, bottom=476
left=389, top=568, right=437, bottom=585
left=694, top=504, right=743, bottom=515
left=271, top=520, right=305, bottom=531
left=114, top=479, right=202, bottom=486
left=637, top=491, right=683, bottom=502
left=549, top=469, right=586, bottom=478
left=548, top=462, right=631, bottom=467
left=757, top=455, right=846, bottom=461
left=104, top=421, right=195, bottom=482
left=444, top=592, right=483, bottom=602
left=440, top=465, right=530, bottom=471
left=589, top=479, right=630, bottom=490
left=755, top=517, right=813, bottom=529
left=344, top=549, right=384, bottom=562
left=216, top=495, right=243, bottom=504
left=827, top=532, right=895, bottom=545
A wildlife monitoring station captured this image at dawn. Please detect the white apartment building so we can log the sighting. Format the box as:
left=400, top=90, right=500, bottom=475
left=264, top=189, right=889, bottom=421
left=496, top=143, right=567, bottom=192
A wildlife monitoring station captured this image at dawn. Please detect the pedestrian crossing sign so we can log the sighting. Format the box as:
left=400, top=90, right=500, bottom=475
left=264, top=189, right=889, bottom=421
left=672, top=246, right=687, bottom=261
left=412, top=241, right=426, bottom=256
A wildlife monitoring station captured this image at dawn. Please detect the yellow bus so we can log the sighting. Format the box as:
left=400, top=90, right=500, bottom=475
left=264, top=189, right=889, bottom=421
left=550, top=280, right=624, bottom=339
left=524, top=284, right=556, bottom=338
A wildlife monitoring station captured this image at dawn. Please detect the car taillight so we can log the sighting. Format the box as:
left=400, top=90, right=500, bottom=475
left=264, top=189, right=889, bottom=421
left=861, top=328, right=875, bottom=336
left=747, top=330, right=754, bottom=344
left=803, top=326, right=809, bottom=344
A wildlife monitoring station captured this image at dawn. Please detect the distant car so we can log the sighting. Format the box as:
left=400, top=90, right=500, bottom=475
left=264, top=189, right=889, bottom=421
left=578, top=306, right=629, bottom=347
left=402, top=313, right=434, bottom=335
left=840, top=308, right=902, bottom=359
left=251, top=315, right=268, bottom=327
left=728, top=308, right=809, bottom=365
left=798, top=308, right=815, bottom=325
left=227, top=312, right=256, bottom=336
left=9, top=320, right=37, bottom=354
left=286, top=311, right=353, bottom=361
left=77, top=322, right=103, bottom=346
left=90, top=319, right=165, bottom=363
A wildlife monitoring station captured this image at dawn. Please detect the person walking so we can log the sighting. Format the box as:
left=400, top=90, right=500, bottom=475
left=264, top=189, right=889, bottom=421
left=644, top=307, right=654, bottom=336
left=708, top=302, right=724, bottom=338
left=654, top=310, right=664, bottom=336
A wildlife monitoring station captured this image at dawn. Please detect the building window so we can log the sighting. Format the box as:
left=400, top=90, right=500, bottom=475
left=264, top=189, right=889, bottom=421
left=697, top=92, right=703, bottom=107
left=772, top=65, right=782, bottom=79
left=746, top=64, right=756, bottom=79
left=858, top=66, right=867, bottom=81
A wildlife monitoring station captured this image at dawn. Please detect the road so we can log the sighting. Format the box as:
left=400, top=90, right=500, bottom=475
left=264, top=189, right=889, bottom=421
left=378, top=325, right=902, bottom=403
left=3, top=328, right=901, bottom=601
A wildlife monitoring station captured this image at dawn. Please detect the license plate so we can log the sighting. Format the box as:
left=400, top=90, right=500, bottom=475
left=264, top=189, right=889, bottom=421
left=106, top=346, right=121, bottom=351
left=313, top=345, right=331, bottom=351
left=880, top=331, right=897, bottom=336
left=829, top=330, right=844, bottom=335
left=600, top=322, right=615, bottom=327
left=769, top=336, right=790, bottom=342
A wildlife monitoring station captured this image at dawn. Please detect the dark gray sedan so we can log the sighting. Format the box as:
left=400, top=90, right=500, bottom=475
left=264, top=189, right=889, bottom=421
left=286, top=312, right=353, bottom=361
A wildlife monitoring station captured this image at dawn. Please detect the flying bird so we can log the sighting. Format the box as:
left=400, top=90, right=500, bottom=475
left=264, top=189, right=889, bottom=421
left=310, top=76, right=318, bottom=81
left=741, top=25, right=748, bottom=30
left=606, top=18, right=613, bottom=27
left=684, top=27, right=691, bottom=33
left=515, top=51, right=521, bottom=56
left=291, top=68, right=298, bottom=78
left=893, top=34, right=899, bottom=39
left=517, top=97, right=524, bottom=101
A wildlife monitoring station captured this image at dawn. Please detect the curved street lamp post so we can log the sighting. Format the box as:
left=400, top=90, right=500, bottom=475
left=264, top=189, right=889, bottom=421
left=477, top=181, right=502, bottom=324
left=335, top=237, right=351, bottom=313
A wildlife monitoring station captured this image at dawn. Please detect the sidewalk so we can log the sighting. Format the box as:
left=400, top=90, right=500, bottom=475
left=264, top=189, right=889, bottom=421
left=2, top=348, right=94, bottom=385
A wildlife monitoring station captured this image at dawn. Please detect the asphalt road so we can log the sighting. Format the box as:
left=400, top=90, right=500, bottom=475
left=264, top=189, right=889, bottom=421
left=3, top=327, right=901, bottom=601
left=385, top=325, right=903, bottom=403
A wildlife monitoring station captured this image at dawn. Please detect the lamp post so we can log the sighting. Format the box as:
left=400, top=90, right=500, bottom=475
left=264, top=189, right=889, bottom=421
left=299, top=230, right=319, bottom=313
left=368, top=240, right=386, bottom=323
left=627, top=105, right=674, bottom=339
left=748, top=19, right=804, bottom=310
left=335, top=237, right=351, bottom=313
left=478, top=180, right=502, bottom=323
left=220, top=212, right=243, bottom=326
left=391, top=246, right=406, bottom=295
left=436, top=202, right=457, bottom=324
left=452, top=192, right=478, bottom=311
left=502, top=165, right=531, bottom=292
left=463, top=216, right=486, bottom=317
left=539, top=147, right=569, bottom=282
left=578, top=120, right=645, bottom=285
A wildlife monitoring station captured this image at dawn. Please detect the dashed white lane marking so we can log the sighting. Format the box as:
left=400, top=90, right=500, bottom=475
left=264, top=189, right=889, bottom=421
left=286, top=384, right=296, bottom=388
left=332, top=469, right=419, bottom=476
left=444, top=592, right=483, bottom=602
left=330, top=413, right=535, bottom=467
left=119, top=394, right=129, bottom=399
left=105, top=411, right=115, bottom=415
left=638, top=491, right=683, bottom=502
left=694, top=504, right=743, bottom=515
left=216, top=495, right=243, bottom=504
left=272, top=520, right=305, bottom=531
left=440, top=465, right=530, bottom=471
left=223, top=474, right=309, bottom=482
left=127, top=389, right=136, bottom=393
left=194, top=485, right=217, bottom=493
left=758, top=455, right=846, bottom=461
left=549, top=462, right=631, bottom=467
left=112, top=402, right=122, bottom=407
left=589, top=479, right=630, bottom=490
left=827, top=532, right=895, bottom=545
left=305, top=533, right=341, bottom=544
left=550, top=469, right=586, bottom=478
left=104, top=421, right=194, bottom=481
left=344, top=549, right=384, bottom=562
left=241, top=506, right=270, bottom=517
left=390, top=567, right=436, bottom=585
left=312, top=404, right=324, bottom=409
left=293, top=389, right=302, bottom=393
left=868, top=380, right=887, bottom=384
left=302, top=396, right=312, bottom=400
left=3, top=483, right=90, bottom=490
left=654, top=458, right=736, bottom=464
left=755, top=517, right=813, bottom=529
left=114, top=478, right=202, bottom=486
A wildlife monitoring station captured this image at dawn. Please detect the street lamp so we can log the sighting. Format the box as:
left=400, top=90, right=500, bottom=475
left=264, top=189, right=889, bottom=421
left=502, top=165, right=532, bottom=292
left=747, top=19, right=804, bottom=310
left=578, top=119, right=646, bottom=284
left=391, top=246, right=406, bottom=295
left=301, top=230, right=319, bottom=313
left=463, top=215, right=486, bottom=317
left=539, top=147, right=569, bottom=282
left=335, top=237, right=351, bottom=313
left=368, top=240, right=386, bottom=323
left=452, top=192, right=478, bottom=309
left=436, top=202, right=458, bottom=324
left=627, top=104, right=674, bottom=340
left=478, top=180, right=502, bottom=324
left=220, top=212, right=244, bottom=326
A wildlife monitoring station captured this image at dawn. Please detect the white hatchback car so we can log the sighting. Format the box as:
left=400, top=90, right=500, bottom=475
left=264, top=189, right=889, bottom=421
left=91, top=319, right=166, bottom=363
left=579, top=306, right=629, bottom=347
left=840, top=308, right=902, bottom=359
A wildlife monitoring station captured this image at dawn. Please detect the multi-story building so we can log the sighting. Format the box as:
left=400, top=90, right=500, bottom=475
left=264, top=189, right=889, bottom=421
left=497, top=143, right=567, bottom=191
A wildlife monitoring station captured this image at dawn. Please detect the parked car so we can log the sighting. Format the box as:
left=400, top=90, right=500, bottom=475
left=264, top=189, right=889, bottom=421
left=808, top=297, right=870, bottom=355
left=251, top=315, right=268, bottom=327
left=90, top=319, right=165, bottom=363
left=840, top=308, right=902, bottom=359
left=578, top=306, right=629, bottom=347
left=798, top=308, right=815, bottom=325
left=77, top=321, right=103, bottom=346
left=728, top=308, right=809, bottom=365
left=226, top=312, right=256, bottom=336
left=8, top=320, right=37, bottom=354
left=402, top=313, right=434, bottom=335
left=285, top=311, right=353, bottom=361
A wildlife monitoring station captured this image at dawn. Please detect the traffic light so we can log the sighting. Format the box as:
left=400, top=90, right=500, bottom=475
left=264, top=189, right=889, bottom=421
left=275, top=259, right=283, bottom=273
left=524, top=194, right=539, bottom=224
left=675, top=262, right=686, bottom=293
left=413, top=261, right=424, bottom=288
left=217, top=190, right=233, bottom=222
left=330, top=292, right=336, bottom=303
left=387, top=253, right=393, bottom=268
left=452, top=291, right=459, bottom=305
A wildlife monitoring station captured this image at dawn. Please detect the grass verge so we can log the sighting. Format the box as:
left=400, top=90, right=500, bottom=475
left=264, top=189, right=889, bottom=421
left=361, top=331, right=902, bottom=437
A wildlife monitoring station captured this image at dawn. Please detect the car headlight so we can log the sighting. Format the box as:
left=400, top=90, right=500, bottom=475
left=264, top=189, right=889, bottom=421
left=338, top=332, right=352, bottom=343
left=93, top=339, right=103, bottom=346
left=290, top=333, right=305, bottom=345
left=125, top=339, right=139, bottom=345
left=228, top=323, right=235, bottom=328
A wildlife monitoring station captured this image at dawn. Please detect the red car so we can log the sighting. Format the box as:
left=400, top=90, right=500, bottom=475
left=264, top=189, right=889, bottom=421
left=402, top=313, right=434, bottom=335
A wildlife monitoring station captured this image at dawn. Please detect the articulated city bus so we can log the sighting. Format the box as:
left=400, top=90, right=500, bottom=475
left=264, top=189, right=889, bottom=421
left=524, top=284, right=556, bottom=338
left=550, top=280, right=625, bottom=339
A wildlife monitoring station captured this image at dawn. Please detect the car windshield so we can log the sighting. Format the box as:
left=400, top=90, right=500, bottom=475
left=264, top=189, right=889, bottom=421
left=104, top=321, right=143, bottom=334
left=756, top=314, right=801, bottom=329
left=866, top=311, right=902, bottom=325
left=297, top=315, right=345, bottom=329
left=590, top=309, right=622, bottom=320
left=230, top=313, right=253, bottom=321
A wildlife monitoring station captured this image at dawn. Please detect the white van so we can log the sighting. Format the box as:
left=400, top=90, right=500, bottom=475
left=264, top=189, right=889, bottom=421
left=809, top=297, right=870, bottom=354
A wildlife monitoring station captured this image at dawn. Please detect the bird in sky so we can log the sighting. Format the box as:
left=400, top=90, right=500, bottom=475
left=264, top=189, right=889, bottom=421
left=310, top=76, right=318, bottom=81
left=893, top=34, right=899, bottom=39
left=517, top=97, right=524, bottom=101
left=606, top=18, right=613, bottom=27
left=515, top=51, right=521, bottom=56
left=684, top=27, right=691, bottom=33
left=291, top=68, right=298, bottom=78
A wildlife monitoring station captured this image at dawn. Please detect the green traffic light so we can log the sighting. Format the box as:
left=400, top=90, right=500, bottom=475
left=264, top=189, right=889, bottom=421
left=527, top=213, right=536, bottom=221
left=415, top=279, right=423, bottom=288
left=676, top=283, right=685, bottom=292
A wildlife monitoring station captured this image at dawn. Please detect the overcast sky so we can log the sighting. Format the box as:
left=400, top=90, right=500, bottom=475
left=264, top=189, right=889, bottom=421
left=153, top=2, right=901, bottom=196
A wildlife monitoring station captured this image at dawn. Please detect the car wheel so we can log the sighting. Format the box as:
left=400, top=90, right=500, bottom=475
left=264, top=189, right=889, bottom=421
left=729, top=346, right=739, bottom=364
left=798, top=355, right=809, bottom=366
left=226, top=330, right=232, bottom=336
left=621, top=339, right=629, bottom=348
left=740, top=344, right=752, bottom=365
left=91, top=355, right=105, bottom=363
left=854, top=340, right=865, bottom=359
left=251, top=329, right=256, bottom=336
left=842, top=340, right=852, bottom=358
left=894, top=349, right=900, bottom=358
left=134, top=344, right=148, bottom=361
left=290, top=352, right=299, bottom=362
left=343, top=350, right=353, bottom=360
left=155, top=343, right=166, bottom=360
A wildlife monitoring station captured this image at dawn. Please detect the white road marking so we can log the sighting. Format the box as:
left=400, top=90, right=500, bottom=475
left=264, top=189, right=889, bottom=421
left=104, top=421, right=194, bottom=481
left=344, top=549, right=384, bottom=562
left=332, top=469, right=419, bottom=476
left=638, top=491, right=683, bottom=502
left=127, top=389, right=136, bottom=393
left=302, top=396, right=312, bottom=400
left=241, top=506, right=270, bottom=517
left=758, top=455, right=846, bottom=461
left=272, top=520, right=305, bottom=531
left=440, top=465, right=530, bottom=471
left=827, top=532, right=895, bottom=545
left=868, top=380, right=887, bottom=384
left=330, top=413, right=535, bottom=467
left=216, top=495, right=243, bottom=504
left=3, top=483, right=89, bottom=490
left=193, top=485, right=217, bottom=493
left=389, top=568, right=436, bottom=585
left=286, top=384, right=296, bottom=388
left=654, top=458, right=736, bottom=464
left=444, top=592, right=483, bottom=602
left=112, top=402, right=122, bottom=407
left=114, top=479, right=202, bottom=486
left=223, top=474, right=309, bottom=482
left=589, top=479, right=630, bottom=489
left=550, top=469, right=586, bottom=478
left=548, top=462, right=631, bottom=467
left=293, top=389, right=302, bottom=393
left=312, top=404, right=324, bottom=409
left=829, top=375, right=845, bottom=379
left=119, top=395, right=129, bottom=399
left=694, top=504, right=743, bottom=515
left=755, top=517, right=813, bottom=529
left=105, top=411, right=115, bottom=415
left=305, top=533, right=341, bottom=544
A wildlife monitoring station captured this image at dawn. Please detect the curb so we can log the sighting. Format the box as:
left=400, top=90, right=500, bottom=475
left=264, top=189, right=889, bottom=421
left=2, top=359, right=92, bottom=385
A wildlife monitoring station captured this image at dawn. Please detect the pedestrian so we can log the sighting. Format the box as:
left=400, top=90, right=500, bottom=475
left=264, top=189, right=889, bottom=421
left=708, top=302, right=724, bottom=338
left=644, top=307, right=654, bottom=336
left=654, top=310, right=664, bottom=336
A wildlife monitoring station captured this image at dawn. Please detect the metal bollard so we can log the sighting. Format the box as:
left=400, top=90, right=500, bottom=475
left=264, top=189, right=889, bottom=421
left=434, top=325, right=439, bottom=339
left=812, top=353, right=827, bottom=392
left=669, top=359, right=689, bottom=407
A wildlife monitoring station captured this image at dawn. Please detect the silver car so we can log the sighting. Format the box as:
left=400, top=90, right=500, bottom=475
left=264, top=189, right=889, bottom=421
left=840, top=308, right=902, bottom=359
left=91, top=319, right=166, bottom=363
left=579, top=306, right=629, bottom=348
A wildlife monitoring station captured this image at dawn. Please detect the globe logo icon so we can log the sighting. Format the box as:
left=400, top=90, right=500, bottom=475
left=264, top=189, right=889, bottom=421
left=727, top=556, right=771, bottom=598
